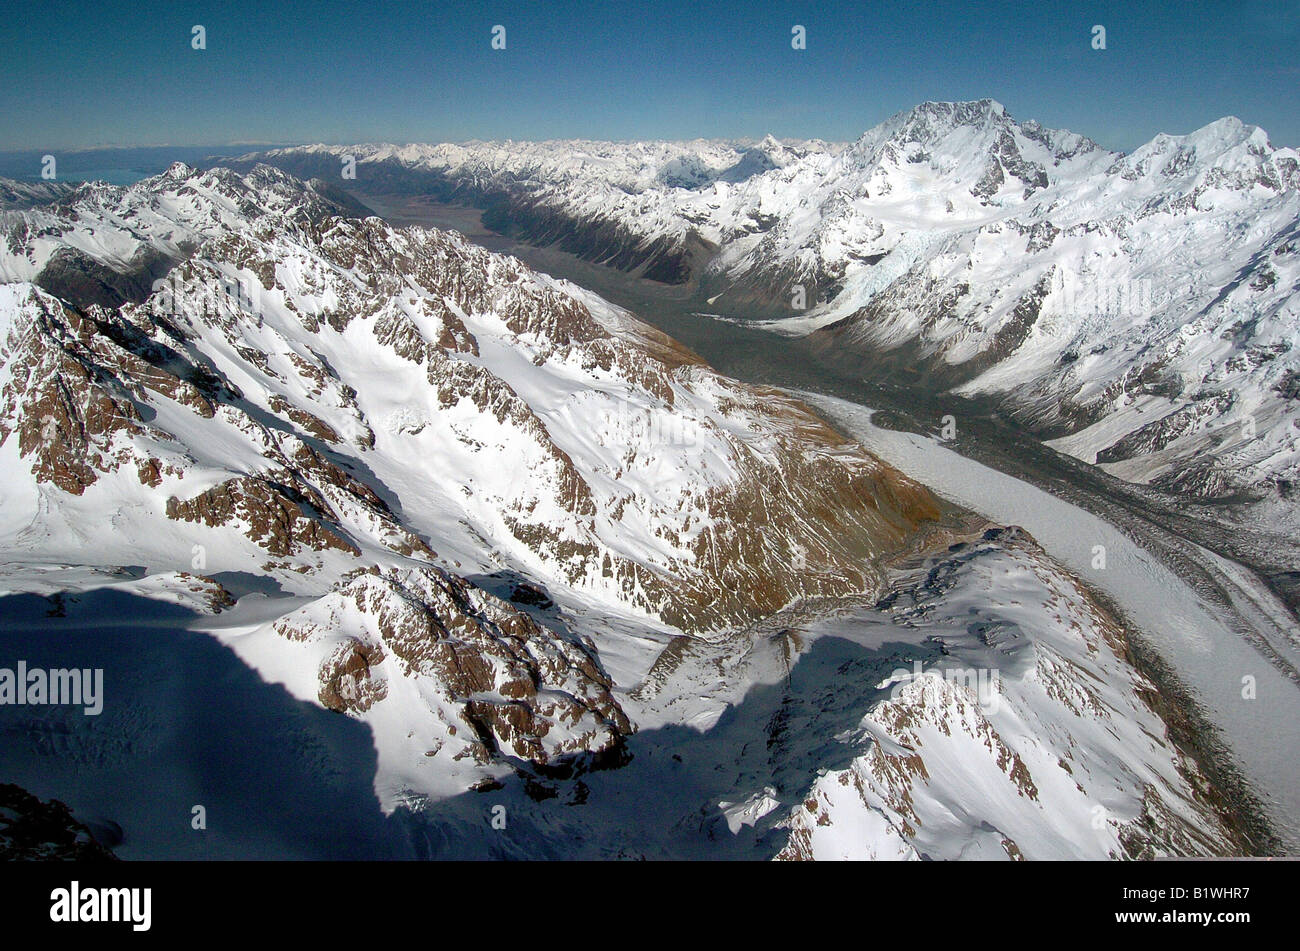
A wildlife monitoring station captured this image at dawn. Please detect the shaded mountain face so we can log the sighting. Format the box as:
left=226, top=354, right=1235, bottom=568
left=234, top=100, right=1300, bottom=508
left=0, top=178, right=75, bottom=211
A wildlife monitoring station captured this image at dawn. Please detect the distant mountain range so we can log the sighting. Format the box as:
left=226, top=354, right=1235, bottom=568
left=226, top=100, right=1299, bottom=518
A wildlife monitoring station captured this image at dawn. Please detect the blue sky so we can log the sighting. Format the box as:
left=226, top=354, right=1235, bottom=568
left=2, top=0, right=1296, bottom=153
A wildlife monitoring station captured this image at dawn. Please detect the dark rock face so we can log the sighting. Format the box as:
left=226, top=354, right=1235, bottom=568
left=271, top=565, right=635, bottom=768
left=0, top=783, right=118, bottom=861
left=509, top=581, right=554, bottom=609
left=166, top=475, right=363, bottom=557
left=36, top=244, right=175, bottom=310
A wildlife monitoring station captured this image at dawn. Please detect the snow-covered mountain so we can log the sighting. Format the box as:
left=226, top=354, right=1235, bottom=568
left=0, top=162, right=937, bottom=772
left=0, top=166, right=370, bottom=308
left=762, top=528, right=1231, bottom=860
left=0, top=162, right=1245, bottom=857
left=0, top=164, right=943, bottom=634
left=232, top=101, right=1300, bottom=509
left=0, top=178, right=74, bottom=211
left=225, top=136, right=838, bottom=283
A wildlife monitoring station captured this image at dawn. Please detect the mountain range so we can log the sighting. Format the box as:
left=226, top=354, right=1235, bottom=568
left=229, top=100, right=1299, bottom=522
left=0, top=100, right=1291, bottom=858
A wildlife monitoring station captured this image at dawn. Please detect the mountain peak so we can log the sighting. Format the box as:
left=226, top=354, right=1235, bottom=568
left=924, top=97, right=1005, bottom=113
left=1184, top=115, right=1272, bottom=152
left=845, top=99, right=1019, bottom=163
left=905, top=98, right=1010, bottom=126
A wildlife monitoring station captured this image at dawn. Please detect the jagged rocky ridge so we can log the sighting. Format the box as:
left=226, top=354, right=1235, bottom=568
left=232, top=102, right=1300, bottom=509
left=768, top=528, right=1238, bottom=860
left=244, top=564, right=635, bottom=796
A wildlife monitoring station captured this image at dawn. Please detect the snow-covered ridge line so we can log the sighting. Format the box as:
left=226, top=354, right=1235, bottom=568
left=802, top=392, right=1300, bottom=853
left=0, top=176, right=75, bottom=210
left=0, top=161, right=942, bottom=637
left=229, top=99, right=1300, bottom=507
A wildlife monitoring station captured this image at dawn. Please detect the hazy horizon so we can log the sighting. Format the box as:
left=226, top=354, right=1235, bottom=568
left=2, top=96, right=1297, bottom=186
left=3, top=1, right=1296, bottom=154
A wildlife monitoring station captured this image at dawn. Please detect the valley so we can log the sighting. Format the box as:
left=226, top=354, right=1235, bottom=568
left=344, top=190, right=1300, bottom=853
left=2, top=101, right=1297, bottom=859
